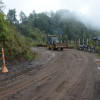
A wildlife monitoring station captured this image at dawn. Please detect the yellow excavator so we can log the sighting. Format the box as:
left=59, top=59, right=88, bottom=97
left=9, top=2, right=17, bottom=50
left=47, top=35, right=68, bottom=50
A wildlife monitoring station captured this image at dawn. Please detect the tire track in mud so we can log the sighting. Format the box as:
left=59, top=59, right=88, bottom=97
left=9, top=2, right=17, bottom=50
left=0, top=48, right=56, bottom=100
left=43, top=50, right=89, bottom=100
left=0, top=48, right=99, bottom=100
left=60, top=50, right=96, bottom=100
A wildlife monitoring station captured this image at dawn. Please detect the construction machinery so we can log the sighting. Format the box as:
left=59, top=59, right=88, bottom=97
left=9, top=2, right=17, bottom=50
left=47, top=35, right=68, bottom=50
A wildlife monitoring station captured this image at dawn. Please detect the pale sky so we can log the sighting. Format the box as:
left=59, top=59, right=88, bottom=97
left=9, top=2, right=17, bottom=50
left=2, top=0, right=100, bottom=29
left=3, top=0, right=93, bottom=15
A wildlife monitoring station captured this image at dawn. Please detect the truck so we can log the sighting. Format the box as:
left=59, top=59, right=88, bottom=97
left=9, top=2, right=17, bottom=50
left=47, top=35, right=68, bottom=50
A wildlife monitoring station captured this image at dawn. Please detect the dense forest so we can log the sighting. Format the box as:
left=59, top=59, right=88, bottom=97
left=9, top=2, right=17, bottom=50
left=7, top=9, right=100, bottom=43
left=0, top=1, right=100, bottom=61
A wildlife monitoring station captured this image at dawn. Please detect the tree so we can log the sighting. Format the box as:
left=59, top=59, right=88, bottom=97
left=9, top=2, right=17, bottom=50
left=19, top=11, right=27, bottom=23
left=0, top=0, right=4, bottom=12
left=63, top=35, right=68, bottom=43
left=17, top=9, right=98, bottom=45
left=7, top=9, right=19, bottom=25
left=29, top=32, right=37, bottom=40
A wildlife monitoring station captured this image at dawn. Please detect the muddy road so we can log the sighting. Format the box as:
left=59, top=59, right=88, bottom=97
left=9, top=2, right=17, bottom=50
left=0, top=48, right=100, bottom=100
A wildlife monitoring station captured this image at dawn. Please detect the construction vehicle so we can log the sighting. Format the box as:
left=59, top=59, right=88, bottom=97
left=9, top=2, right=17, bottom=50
left=47, top=35, right=68, bottom=50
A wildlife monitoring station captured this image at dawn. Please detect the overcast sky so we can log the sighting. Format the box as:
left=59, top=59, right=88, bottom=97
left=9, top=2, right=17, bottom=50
left=2, top=0, right=100, bottom=29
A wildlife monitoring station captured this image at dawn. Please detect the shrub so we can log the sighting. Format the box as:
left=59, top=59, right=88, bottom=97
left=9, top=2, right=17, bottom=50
left=96, top=46, right=100, bottom=55
left=0, top=12, right=36, bottom=61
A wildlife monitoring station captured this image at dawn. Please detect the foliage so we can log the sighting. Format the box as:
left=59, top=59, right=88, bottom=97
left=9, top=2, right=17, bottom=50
left=19, top=11, right=27, bottom=23
left=88, top=39, right=95, bottom=46
left=14, top=9, right=98, bottom=44
left=96, top=46, right=100, bottom=55
left=0, top=0, right=4, bottom=12
left=0, top=12, right=35, bottom=61
left=6, top=9, right=100, bottom=45
left=7, top=9, right=19, bottom=25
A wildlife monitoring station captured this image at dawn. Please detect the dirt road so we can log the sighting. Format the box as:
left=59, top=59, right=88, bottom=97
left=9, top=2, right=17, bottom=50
left=0, top=48, right=100, bottom=100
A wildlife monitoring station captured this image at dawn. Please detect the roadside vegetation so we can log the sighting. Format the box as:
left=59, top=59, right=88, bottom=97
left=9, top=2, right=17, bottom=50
left=0, top=12, right=37, bottom=61
left=0, top=2, right=37, bottom=61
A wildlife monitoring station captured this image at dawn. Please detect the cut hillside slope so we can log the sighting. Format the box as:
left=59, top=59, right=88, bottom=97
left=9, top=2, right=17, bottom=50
left=0, top=12, right=36, bottom=61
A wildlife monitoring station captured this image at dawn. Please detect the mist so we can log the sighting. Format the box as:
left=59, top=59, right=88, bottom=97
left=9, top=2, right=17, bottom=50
left=2, top=0, right=100, bottom=30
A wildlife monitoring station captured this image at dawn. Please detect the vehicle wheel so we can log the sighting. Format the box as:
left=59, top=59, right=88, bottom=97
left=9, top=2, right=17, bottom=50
left=61, top=48, right=63, bottom=50
left=48, top=48, right=51, bottom=50
left=52, top=47, right=55, bottom=50
left=56, top=48, right=58, bottom=50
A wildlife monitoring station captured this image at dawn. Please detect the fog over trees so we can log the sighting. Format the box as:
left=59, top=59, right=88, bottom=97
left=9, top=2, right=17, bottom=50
left=7, top=9, right=100, bottom=42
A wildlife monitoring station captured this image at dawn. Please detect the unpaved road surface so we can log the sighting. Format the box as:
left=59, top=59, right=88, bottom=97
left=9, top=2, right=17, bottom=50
left=0, top=48, right=100, bottom=100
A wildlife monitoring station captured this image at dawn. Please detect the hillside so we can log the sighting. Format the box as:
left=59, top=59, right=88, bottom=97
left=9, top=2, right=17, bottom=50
left=10, top=9, right=99, bottom=42
left=0, top=12, right=36, bottom=61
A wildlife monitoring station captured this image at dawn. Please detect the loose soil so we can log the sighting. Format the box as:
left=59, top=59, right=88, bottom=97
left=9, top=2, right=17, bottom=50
left=0, top=47, right=100, bottom=100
